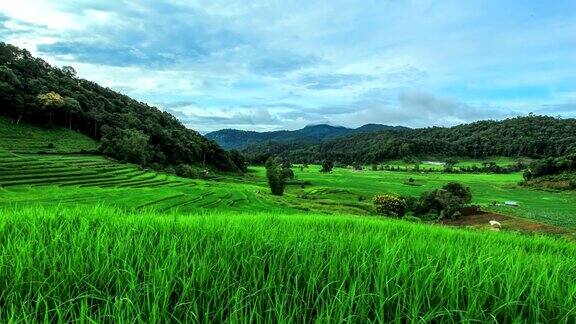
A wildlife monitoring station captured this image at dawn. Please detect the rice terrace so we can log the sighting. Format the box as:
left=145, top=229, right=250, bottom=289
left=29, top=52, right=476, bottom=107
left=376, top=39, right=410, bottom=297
left=1, top=1, right=576, bottom=323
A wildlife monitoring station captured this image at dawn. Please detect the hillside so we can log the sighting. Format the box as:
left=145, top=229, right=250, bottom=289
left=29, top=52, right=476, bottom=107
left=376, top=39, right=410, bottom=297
left=206, top=123, right=409, bottom=149
left=0, top=42, right=240, bottom=171
left=243, top=115, right=576, bottom=164
left=0, top=116, right=98, bottom=154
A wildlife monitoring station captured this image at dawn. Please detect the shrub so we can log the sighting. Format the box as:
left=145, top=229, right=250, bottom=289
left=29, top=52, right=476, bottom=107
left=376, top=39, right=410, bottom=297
left=401, top=195, right=419, bottom=214
left=175, top=164, right=199, bottom=179
left=442, top=182, right=472, bottom=204
left=373, top=194, right=406, bottom=217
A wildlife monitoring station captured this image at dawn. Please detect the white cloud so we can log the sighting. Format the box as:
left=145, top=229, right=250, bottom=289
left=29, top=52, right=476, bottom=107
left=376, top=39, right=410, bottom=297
left=0, top=0, right=574, bottom=131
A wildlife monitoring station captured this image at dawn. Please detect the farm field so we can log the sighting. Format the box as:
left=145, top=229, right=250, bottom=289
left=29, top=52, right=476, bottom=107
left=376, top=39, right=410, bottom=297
left=1, top=119, right=576, bottom=322
left=275, top=165, right=576, bottom=230
left=1, top=205, right=575, bottom=322
left=2, top=6, right=576, bottom=322
left=3, top=148, right=576, bottom=231
left=2, top=116, right=575, bottom=232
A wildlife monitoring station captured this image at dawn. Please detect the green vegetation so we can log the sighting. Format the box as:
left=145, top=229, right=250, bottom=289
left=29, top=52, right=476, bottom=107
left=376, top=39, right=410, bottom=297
left=373, top=194, right=406, bottom=216
left=1, top=206, right=575, bottom=322
left=243, top=115, right=576, bottom=164
left=2, top=43, right=576, bottom=323
left=0, top=116, right=97, bottom=153
left=0, top=43, right=241, bottom=171
left=522, top=154, right=576, bottom=190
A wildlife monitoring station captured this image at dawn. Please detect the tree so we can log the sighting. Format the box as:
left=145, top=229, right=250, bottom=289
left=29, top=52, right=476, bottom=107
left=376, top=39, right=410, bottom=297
left=37, top=91, right=64, bottom=126
left=229, top=150, right=247, bottom=172
left=0, top=66, right=24, bottom=123
left=62, top=97, right=81, bottom=129
left=414, top=182, right=473, bottom=219
left=265, top=157, right=285, bottom=196
left=100, top=128, right=150, bottom=165
left=61, top=66, right=77, bottom=78
left=444, top=159, right=458, bottom=173
left=320, top=160, right=334, bottom=173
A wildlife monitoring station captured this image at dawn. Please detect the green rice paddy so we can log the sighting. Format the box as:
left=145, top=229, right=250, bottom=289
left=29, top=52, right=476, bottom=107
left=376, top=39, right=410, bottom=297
left=1, top=206, right=575, bottom=322
left=1, top=118, right=576, bottom=322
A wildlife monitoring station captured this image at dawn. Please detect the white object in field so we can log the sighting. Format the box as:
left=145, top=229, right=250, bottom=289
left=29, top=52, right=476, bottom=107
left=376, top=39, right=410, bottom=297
left=424, top=161, right=445, bottom=166
left=504, top=201, right=519, bottom=207
left=489, top=220, right=501, bottom=227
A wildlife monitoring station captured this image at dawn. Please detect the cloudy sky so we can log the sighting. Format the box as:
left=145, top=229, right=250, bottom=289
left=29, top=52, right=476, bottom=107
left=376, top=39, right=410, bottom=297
left=1, top=0, right=575, bottom=132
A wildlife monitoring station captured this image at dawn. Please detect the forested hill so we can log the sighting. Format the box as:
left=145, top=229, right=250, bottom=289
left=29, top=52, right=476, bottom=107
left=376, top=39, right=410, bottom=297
left=0, top=42, right=242, bottom=171
left=243, top=116, right=576, bottom=164
left=206, top=123, right=409, bottom=149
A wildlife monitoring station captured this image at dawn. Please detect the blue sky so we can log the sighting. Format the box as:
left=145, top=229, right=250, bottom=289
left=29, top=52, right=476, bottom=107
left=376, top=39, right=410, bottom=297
left=1, top=0, right=575, bottom=132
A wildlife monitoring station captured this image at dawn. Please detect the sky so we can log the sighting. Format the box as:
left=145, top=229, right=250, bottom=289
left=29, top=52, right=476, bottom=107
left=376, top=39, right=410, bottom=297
left=1, top=0, right=575, bottom=133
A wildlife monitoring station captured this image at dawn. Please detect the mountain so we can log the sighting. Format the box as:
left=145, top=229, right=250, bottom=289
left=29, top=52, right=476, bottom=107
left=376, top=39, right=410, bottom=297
left=0, top=42, right=242, bottom=171
left=242, top=116, right=576, bottom=164
left=206, top=124, right=409, bottom=149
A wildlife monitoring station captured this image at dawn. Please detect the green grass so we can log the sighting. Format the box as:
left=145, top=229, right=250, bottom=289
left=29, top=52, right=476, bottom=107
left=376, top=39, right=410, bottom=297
left=0, top=116, right=98, bottom=153
left=0, top=205, right=575, bottom=322
left=2, top=119, right=576, bottom=322
left=271, top=165, right=576, bottom=229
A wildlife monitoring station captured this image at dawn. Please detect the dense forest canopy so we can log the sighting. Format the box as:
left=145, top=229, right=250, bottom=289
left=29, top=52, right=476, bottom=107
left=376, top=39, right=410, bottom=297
left=206, top=124, right=410, bottom=150
left=243, top=115, right=576, bottom=165
left=0, top=42, right=241, bottom=171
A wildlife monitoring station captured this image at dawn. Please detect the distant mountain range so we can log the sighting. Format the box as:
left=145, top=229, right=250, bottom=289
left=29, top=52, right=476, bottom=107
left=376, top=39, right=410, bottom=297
left=206, top=124, right=410, bottom=149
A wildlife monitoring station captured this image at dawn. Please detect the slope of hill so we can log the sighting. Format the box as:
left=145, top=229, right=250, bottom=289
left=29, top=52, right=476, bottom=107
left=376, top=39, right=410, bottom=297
left=243, top=115, right=576, bottom=164
left=206, top=123, right=409, bottom=149
left=0, top=116, right=98, bottom=154
left=0, top=42, right=240, bottom=171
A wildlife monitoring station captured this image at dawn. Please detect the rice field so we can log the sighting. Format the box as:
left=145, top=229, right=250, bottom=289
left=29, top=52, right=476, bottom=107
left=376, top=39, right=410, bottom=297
left=0, top=205, right=575, bottom=322
left=2, top=119, right=576, bottom=322
left=0, top=150, right=283, bottom=213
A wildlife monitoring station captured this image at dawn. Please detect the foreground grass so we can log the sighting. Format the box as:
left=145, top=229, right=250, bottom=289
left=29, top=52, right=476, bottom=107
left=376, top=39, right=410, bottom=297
left=1, top=206, right=575, bottom=322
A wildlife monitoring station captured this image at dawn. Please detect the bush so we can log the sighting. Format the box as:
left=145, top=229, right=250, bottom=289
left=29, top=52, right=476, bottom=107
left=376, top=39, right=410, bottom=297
left=373, top=194, right=406, bottom=217
left=401, top=195, right=419, bottom=214
left=175, top=164, right=199, bottom=179
left=442, top=182, right=472, bottom=204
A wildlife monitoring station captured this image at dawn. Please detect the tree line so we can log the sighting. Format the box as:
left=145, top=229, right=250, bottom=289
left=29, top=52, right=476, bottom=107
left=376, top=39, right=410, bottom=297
left=0, top=42, right=244, bottom=172
left=243, top=115, right=576, bottom=165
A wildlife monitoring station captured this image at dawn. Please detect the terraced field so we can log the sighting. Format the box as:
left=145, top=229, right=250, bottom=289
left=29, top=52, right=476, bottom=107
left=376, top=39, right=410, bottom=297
left=0, top=117, right=285, bottom=213
left=1, top=117, right=575, bottom=233
left=0, top=150, right=280, bottom=213
left=0, top=151, right=186, bottom=188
